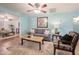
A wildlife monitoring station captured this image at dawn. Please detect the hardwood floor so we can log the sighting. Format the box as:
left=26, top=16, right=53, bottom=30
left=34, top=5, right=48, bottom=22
left=0, top=35, right=20, bottom=55
left=0, top=36, right=79, bottom=55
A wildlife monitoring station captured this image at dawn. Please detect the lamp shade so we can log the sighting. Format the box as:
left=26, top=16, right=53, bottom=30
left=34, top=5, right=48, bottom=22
left=31, top=29, right=35, bottom=33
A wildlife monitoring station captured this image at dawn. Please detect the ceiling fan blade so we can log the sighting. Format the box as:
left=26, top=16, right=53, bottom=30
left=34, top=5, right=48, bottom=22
left=41, top=10, right=47, bottom=13
left=27, top=10, right=33, bottom=12
left=42, top=4, right=47, bottom=8
left=28, top=3, right=34, bottom=7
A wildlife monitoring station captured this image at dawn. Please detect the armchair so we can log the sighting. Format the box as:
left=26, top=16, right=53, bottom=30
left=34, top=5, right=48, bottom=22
left=53, top=32, right=79, bottom=55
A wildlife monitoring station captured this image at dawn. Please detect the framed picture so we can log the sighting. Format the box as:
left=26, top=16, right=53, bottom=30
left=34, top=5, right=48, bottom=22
left=37, top=17, right=48, bottom=28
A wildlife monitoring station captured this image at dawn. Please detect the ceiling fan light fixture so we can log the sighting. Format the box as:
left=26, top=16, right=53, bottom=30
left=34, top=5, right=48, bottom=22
left=28, top=3, right=47, bottom=14
left=34, top=9, right=41, bottom=14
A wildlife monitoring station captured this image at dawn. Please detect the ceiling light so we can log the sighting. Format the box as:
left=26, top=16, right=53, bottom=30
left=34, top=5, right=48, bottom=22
left=34, top=9, right=41, bottom=14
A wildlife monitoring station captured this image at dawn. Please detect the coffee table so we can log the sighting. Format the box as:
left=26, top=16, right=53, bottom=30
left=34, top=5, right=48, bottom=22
left=21, top=35, right=44, bottom=50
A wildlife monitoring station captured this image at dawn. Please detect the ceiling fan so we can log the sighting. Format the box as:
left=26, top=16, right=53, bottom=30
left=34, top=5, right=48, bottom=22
left=27, top=3, right=47, bottom=14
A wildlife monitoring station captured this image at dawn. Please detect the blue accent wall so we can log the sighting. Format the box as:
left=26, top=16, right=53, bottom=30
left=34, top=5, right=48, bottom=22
left=29, top=12, right=79, bottom=35
left=20, top=15, right=30, bottom=35
left=0, top=6, right=79, bottom=35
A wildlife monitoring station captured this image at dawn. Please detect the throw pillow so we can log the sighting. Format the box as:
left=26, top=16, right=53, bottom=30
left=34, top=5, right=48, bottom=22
left=44, top=30, right=49, bottom=35
left=61, top=34, right=73, bottom=45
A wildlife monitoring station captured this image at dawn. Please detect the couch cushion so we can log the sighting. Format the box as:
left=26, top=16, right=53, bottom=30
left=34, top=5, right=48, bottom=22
left=35, top=29, right=44, bottom=34
left=33, top=33, right=48, bottom=37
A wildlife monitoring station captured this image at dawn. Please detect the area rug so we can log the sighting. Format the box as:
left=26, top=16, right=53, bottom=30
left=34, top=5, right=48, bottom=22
left=8, top=41, right=54, bottom=55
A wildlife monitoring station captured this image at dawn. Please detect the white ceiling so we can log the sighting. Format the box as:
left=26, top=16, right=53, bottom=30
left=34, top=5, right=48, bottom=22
left=0, top=3, right=79, bottom=14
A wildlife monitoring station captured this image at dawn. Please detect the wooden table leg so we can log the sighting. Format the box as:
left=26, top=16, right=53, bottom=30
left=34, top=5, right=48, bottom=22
left=21, top=39, right=23, bottom=45
left=42, top=40, right=44, bottom=44
left=39, top=42, right=41, bottom=50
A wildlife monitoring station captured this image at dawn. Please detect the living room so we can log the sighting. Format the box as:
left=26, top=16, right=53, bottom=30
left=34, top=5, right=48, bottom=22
left=0, top=3, right=79, bottom=55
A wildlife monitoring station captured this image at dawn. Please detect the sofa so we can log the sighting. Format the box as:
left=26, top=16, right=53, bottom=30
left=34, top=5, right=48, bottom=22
left=30, top=28, right=52, bottom=41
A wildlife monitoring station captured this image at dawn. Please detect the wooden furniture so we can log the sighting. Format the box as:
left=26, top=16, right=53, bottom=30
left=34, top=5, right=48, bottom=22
left=0, top=30, right=10, bottom=37
left=21, top=35, right=44, bottom=50
left=53, top=32, right=79, bottom=55
left=0, top=34, right=19, bottom=41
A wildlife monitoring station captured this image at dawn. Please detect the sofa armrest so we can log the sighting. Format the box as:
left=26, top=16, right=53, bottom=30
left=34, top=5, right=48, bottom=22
left=44, top=34, right=52, bottom=41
